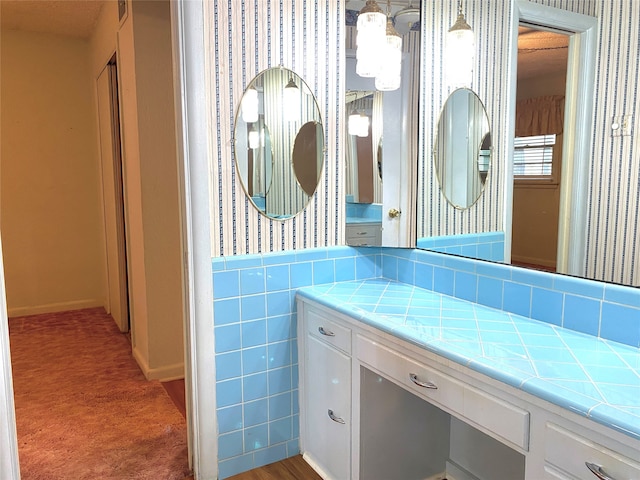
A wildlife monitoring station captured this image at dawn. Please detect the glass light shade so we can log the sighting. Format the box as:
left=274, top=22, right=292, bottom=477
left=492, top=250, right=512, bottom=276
left=446, top=9, right=475, bottom=88
left=283, top=78, right=300, bottom=122
left=248, top=130, right=260, bottom=149
left=348, top=111, right=360, bottom=136
left=356, top=1, right=386, bottom=78
left=375, top=19, right=402, bottom=91
left=241, top=87, right=259, bottom=123
left=348, top=112, right=370, bottom=137
left=393, top=7, right=420, bottom=35
left=357, top=115, right=370, bottom=137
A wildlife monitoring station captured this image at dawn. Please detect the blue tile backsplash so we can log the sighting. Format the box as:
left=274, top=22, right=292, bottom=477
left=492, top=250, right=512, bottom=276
left=416, top=231, right=505, bottom=262
left=213, top=245, right=640, bottom=478
left=380, top=248, right=640, bottom=348
left=212, top=247, right=381, bottom=478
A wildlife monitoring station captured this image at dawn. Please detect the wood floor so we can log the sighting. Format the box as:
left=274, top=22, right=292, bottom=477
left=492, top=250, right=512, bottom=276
left=161, top=380, right=319, bottom=480
left=162, top=378, right=187, bottom=419
left=227, top=455, right=322, bottom=480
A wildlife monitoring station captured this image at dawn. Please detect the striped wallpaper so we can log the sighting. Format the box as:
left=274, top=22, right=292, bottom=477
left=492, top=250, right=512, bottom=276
left=205, top=0, right=639, bottom=286
left=415, top=0, right=639, bottom=286
left=416, top=0, right=512, bottom=240
left=205, top=0, right=343, bottom=257
left=585, top=0, right=639, bottom=286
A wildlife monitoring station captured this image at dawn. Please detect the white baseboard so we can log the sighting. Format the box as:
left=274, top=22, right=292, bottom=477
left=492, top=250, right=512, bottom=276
left=302, top=452, right=331, bottom=480
left=445, top=460, right=481, bottom=480
left=8, top=299, right=104, bottom=318
left=132, top=346, right=184, bottom=381
left=424, top=472, right=448, bottom=480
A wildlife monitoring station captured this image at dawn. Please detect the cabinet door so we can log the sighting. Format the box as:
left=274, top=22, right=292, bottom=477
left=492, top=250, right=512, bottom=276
left=304, top=334, right=351, bottom=480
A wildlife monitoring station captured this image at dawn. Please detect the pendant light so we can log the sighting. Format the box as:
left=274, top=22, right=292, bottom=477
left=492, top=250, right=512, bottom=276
left=348, top=110, right=370, bottom=138
left=248, top=128, right=260, bottom=149
left=283, top=77, right=300, bottom=122
left=356, top=0, right=386, bottom=78
left=446, top=1, right=475, bottom=88
left=241, top=87, right=259, bottom=123
left=375, top=1, right=402, bottom=92
left=393, top=1, right=420, bottom=35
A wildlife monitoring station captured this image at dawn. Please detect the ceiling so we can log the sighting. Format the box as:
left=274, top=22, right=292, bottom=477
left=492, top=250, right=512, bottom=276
left=518, top=27, right=569, bottom=81
left=1, top=1, right=568, bottom=79
left=0, top=0, right=106, bottom=39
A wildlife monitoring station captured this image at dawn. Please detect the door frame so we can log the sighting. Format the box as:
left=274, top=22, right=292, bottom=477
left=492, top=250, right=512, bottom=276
left=505, top=0, right=597, bottom=276
left=170, top=1, right=218, bottom=478
left=0, top=238, right=20, bottom=479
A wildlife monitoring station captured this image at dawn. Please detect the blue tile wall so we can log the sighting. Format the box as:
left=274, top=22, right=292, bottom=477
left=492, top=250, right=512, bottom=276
left=212, top=246, right=381, bottom=478
left=381, top=248, right=640, bottom=349
left=345, top=202, right=383, bottom=221
left=213, top=244, right=638, bottom=478
left=416, top=232, right=505, bottom=262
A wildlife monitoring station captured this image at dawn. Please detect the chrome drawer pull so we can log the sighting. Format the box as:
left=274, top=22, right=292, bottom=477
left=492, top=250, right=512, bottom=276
left=586, top=462, right=617, bottom=480
left=318, top=326, right=335, bottom=337
left=409, top=373, right=438, bottom=389
left=328, top=409, right=345, bottom=424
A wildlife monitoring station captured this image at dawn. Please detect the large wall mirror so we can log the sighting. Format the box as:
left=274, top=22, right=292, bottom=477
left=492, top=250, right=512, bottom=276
left=415, top=2, right=619, bottom=286
left=235, top=67, right=324, bottom=220
left=344, top=3, right=421, bottom=246
left=345, top=90, right=383, bottom=205
left=434, top=88, right=491, bottom=209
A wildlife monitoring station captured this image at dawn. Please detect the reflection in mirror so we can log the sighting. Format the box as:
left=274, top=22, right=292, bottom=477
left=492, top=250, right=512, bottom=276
left=377, top=137, right=383, bottom=180
left=293, top=121, right=324, bottom=196
left=415, top=4, right=623, bottom=287
left=345, top=90, right=383, bottom=204
left=434, top=88, right=491, bottom=209
left=240, top=117, right=273, bottom=211
left=235, top=67, right=324, bottom=220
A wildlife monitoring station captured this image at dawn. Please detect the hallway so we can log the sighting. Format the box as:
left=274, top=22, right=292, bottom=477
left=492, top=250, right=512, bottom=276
left=8, top=308, right=191, bottom=479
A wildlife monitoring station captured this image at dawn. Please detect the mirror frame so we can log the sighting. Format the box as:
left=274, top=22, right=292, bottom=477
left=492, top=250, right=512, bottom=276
left=234, top=66, right=325, bottom=221
left=433, top=87, right=491, bottom=210
left=507, top=0, right=597, bottom=277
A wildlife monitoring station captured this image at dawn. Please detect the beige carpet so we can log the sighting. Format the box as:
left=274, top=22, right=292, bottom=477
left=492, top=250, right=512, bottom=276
left=9, top=308, right=191, bottom=480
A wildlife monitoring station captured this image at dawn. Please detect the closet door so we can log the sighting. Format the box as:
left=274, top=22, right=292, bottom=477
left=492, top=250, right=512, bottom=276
left=97, top=57, right=129, bottom=333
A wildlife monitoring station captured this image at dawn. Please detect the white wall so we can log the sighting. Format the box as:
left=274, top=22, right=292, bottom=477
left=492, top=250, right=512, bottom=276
left=0, top=29, right=106, bottom=316
left=0, top=0, right=185, bottom=380
left=91, top=0, right=185, bottom=379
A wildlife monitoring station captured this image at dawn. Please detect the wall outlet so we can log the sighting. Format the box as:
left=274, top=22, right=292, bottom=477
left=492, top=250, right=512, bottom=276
left=611, top=115, right=633, bottom=137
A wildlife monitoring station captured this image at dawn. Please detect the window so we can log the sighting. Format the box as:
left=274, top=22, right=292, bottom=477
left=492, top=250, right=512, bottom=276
left=513, top=134, right=556, bottom=180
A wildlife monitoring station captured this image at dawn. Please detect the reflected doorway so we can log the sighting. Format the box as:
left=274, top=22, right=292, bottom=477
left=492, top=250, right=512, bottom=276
left=511, top=26, right=569, bottom=273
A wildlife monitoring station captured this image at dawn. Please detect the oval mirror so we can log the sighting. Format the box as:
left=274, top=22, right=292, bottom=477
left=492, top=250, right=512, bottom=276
left=235, top=67, right=324, bottom=219
left=434, top=88, right=491, bottom=209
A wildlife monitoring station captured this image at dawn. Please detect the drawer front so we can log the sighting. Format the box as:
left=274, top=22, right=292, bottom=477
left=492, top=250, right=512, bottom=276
left=463, top=386, right=529, bottom=451
left=358, top=335, right=465, bottom=416
left=346, top=234, right=378, bottom=246
left=358, top=335, right=530, bottom=450
left=306, top=306, right=352, bottom=354
left=346, top=224, right=381, bottom=246
left=545, top=423, right=640, bottom=480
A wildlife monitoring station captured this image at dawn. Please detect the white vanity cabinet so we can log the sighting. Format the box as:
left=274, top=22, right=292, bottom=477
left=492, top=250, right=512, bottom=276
left=345, top=222, right=382, bottom=246
left=299, top=306, right=352, bottom=479
left=542, top=422, right=640, bottom=480
left=297, top=295, right=640, bottom=480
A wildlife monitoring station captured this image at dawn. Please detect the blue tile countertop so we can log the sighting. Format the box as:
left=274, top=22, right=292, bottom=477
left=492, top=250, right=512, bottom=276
left=296, top=279, right=640, bottom=441
left=345, top=217, right=382, bottom=224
